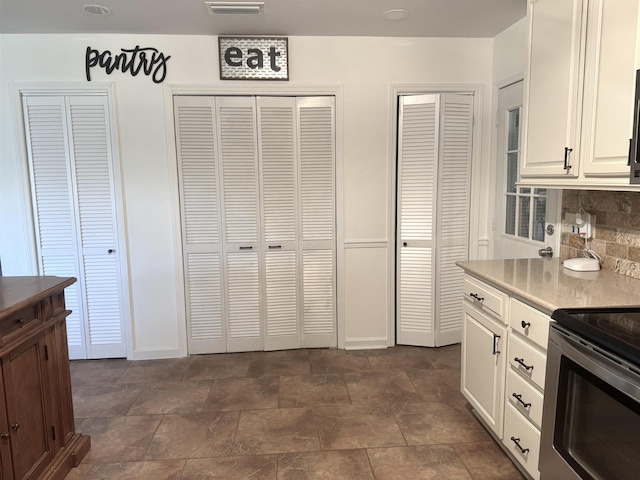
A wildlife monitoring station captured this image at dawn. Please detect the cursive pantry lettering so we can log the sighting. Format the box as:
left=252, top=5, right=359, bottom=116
left=85, top=46, right=171, bottom=83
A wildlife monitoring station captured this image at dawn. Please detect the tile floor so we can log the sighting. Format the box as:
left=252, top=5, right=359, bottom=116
left=66, top=344, right=525, bottom=480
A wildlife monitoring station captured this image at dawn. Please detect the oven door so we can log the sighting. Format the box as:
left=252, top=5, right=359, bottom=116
left=540, top=324, right=640, bottom=480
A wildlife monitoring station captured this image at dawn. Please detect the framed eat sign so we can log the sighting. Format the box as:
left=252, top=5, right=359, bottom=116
left=218, top=36, right=289, bottom=80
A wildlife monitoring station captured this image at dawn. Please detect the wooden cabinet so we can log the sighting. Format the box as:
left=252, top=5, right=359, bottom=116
left=461, top=276, right=551, bottom=480
left=461, top=283, right=507, bottom=438
left=521, top=0, right=640, bottom=189
left=0, top=277, right=90, bottom=480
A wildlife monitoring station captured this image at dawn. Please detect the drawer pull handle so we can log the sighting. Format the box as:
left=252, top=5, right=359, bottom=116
left=268, top=245, right=282, bottom=249
left=510, top=436, right=530, bottom=455
left=563, top=146, right=573, bottom=171
left=16, top=317, right=25, bottom=327
left=239, top=246, right=253, bottom=250
left=520, top=320, right=531, bottom=329
left=512, top=393, right=532, bottom=408
left=469, top=292, right=484, bottom=302
left=514, top=357, right=534, bottom=371
left=492, top=334, right=501, bottom=355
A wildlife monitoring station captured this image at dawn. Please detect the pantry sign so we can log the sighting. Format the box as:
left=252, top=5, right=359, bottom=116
left=218, top=36, right=288, bottom=80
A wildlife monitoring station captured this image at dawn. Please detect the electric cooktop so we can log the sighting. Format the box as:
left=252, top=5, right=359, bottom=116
left=551, top=307, right=640, bottom=368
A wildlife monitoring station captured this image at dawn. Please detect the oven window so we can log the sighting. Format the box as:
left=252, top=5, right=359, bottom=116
left=555, top=357, right=640, bottom=480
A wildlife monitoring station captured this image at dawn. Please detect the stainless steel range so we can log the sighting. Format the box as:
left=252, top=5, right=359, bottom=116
left=540, top=308, right=640, bottom=479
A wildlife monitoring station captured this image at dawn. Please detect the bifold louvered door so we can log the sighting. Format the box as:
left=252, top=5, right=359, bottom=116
left=23, top=94, right=126, bottom=359
left=175, top=95, right=336, bottom=354
left=396, top=93, right=473, bottom=347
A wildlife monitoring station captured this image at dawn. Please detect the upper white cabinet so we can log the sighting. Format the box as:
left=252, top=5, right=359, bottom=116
left=521, top=0, right=640, bottom=188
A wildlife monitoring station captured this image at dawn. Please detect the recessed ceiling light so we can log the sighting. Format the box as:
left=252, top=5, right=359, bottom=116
left=382, top=9, right=409, bottom=21
left=205, top=2, right=264, bottom=15
left=82, top=4, right=111, bottom=16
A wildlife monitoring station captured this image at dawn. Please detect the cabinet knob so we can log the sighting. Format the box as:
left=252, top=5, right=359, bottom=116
left=16, top=317, right=24, bottom=326
left=10, top=423, right=19, bottom=431
left=0, top=432, right=8, bottom=439
left=521, top=320, right=531, bottom=329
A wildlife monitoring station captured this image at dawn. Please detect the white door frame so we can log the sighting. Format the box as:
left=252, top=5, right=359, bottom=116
left=10, top=81, right=134, bottom=359
left=389, top=83, right=484, bottom=346
left=163, top=83, right=344, bottom=356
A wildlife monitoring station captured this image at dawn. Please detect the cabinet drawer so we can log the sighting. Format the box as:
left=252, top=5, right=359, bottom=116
left=510, top=299, right=552, bottom=350
left=0, top=306, right=40, bottom=345
left=504, top=403, right=541, bottom=480
left=508, top=333, right=547, bottom=391
left=506, top=368, right=544, bottom=429
left=463, top=275, right=508, bottom=324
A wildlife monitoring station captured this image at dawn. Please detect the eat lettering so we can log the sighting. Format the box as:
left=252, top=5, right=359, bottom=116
left=224, top=46, right=281, bottom=72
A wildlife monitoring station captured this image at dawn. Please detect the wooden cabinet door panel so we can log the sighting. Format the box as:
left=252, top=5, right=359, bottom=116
left=3, top=335, right=52, bottom=480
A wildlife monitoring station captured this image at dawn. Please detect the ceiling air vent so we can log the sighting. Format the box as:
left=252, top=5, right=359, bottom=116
left=82, top=4, right=112, bottom=16
left=205, top=2, right=264, bottom=15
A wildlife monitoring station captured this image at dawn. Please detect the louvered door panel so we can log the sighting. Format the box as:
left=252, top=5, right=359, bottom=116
left=397, top=95, right=438, bottom=346
left=226, top=251, right=262, bottom=352
left=257, top=97, right=301, bottom=350
left=218, top=97, right=260, bottom=244
left=23, top=96, right=88, bottom=359
left=435, top=94, right=473, bottom=346
left=68, top=96, right=125, bottom=358
left=174, top=96, right=225, bottom=353
left=297, top=98, right=336, bottom=348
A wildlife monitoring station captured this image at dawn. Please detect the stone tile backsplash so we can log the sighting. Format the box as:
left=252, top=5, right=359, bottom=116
left=560, top=190, right=640, bottom=279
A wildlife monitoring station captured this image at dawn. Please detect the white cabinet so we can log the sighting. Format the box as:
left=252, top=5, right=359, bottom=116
left=461, top=276, right=552, bottom=480
left=521, top=0, right=640, bottom=189
left=461, top=290, right=507, bottom=438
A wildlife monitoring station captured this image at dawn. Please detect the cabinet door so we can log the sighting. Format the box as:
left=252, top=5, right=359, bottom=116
left=581, top=0, right=640, bottom=177
left=521, top=0, right=585, bottom=178
left=461, top=303, right=507, bottom=438
left=2, top=335, right=52, bottom=480
left=0, top=370, right=13, bottom=480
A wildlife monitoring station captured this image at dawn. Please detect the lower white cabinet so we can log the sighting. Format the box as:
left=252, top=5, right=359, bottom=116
left=461, top=301, right=507, bottom=438
left=461, top=275, right=551, bottom=480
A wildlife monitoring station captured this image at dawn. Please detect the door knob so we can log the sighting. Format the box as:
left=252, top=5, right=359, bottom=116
left=108, top=249, right=116, bottom=254
left=538, top=247, right=553, bottom=258
left=403, top=242, right=407, bottom=247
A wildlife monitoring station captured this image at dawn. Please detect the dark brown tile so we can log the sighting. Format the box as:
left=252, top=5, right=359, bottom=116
left=77, top=415, right=162, bottom=463
left=184, top=352, right=252, bottom=380
left=234, top=408, right=320, bottom=455
left=279, top=374, right=350, bottom=407
left=366, top=349, right=434, bottom=372
left=144, top=411, right=240, bottom=460
left=421, top=344, right=462, bottom=370
left=454, top=441, right=525, bottom=479
left=393, top=402, right=490, bottom=445
left=367, top=445, right=473, bottom=480
left=73, top=384, right=143, bottom=417
left=309, top=349, right=372, bottom=374
left=277, top=449, right=374, bottom=480
left=247, top=350, right=311, bottom=377
left=128, top=381, right=212, bottom=415
left=181, top=455, right=277, bottom=480
left=118, top=358, right=194, bottom=384
left=344, top=371, right=422, bottom=404
left=407, top=369, right=463, bottom=402
left=70, top=359, right=131, bottom=386
left=205, top=377, right=279, bottom=411
left=83, top=460, right=185, bottom=480
left=316, top=404, right=406, bottom=450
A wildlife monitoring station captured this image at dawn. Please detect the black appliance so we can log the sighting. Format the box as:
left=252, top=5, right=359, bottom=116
left=540, top=308, right=640, bottom=479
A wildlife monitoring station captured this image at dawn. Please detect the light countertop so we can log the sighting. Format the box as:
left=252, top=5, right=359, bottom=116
left=456, top=258, right=640, bottom=315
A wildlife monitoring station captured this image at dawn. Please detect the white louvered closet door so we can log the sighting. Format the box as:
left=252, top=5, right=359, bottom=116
left=174, top=96, right=225, bottom=354
left=298, top=97, right=337, bottom=348
left=396, top=93, right=473, bottom=347
left=217, top=97, right=263, bottom=353
left=435, top=94, right=473, bottom=346
left=257, top=97, right=301, bottom=351
left=397, top=95, right=438, bottom=346
left=24, top=94, right=126, bottom=359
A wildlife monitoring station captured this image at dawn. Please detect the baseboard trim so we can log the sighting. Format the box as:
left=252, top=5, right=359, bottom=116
left=131, top=348, right=183, bottom=360
left=343, top=337, right=388, bottom=350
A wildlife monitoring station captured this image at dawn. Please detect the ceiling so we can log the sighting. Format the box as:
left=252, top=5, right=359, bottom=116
left=0, top=0, right=526, bottom=38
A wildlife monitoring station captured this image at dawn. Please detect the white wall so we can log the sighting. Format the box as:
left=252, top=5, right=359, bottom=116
left=0, top=34, right=494, bottom=358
